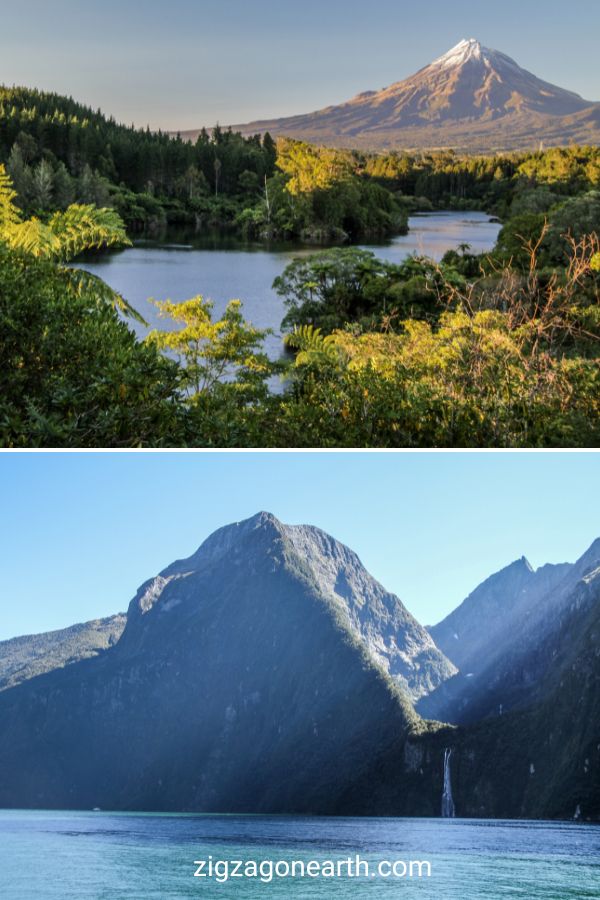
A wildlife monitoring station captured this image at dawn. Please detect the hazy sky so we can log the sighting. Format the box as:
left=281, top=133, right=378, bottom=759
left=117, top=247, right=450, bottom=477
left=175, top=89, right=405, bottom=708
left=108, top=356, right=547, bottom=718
left=1, top=452, right=598, bottom=641
left=2, top=1, right=599, bottom=130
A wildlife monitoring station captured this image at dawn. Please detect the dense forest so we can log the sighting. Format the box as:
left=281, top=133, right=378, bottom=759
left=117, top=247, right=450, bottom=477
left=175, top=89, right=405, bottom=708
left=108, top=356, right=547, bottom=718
left=2, top=85, right=599, bottom=241
left=0, top=86, right=406, bottom=242
left=0, top=84, right=599, bottom=448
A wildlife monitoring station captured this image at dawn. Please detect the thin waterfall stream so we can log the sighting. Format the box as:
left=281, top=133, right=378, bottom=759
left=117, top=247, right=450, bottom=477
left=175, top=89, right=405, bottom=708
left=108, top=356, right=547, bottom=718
left=442, top=748, right=456, bottom=818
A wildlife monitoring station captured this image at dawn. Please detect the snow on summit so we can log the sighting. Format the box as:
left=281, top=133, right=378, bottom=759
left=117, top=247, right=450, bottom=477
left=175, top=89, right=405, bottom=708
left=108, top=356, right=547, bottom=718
left=434, top=39, right=486, bottom=69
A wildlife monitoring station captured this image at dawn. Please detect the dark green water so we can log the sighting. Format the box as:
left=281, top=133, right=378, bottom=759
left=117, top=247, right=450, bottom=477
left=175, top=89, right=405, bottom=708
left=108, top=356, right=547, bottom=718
left=1, top=811, right=599, bottom=899
left=75, top=211, right=501, bottom=359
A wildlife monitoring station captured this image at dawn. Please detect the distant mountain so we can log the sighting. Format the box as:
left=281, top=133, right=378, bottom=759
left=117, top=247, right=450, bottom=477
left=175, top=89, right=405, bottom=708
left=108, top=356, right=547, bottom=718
left=428, top=556, right=572, bottom=675
left=387, top=538, right=600, bottom=821
left=186, top=39, right=600, bottom=151
left=0, top=615, right=126, bottom=692
left=0, top=513, right=450, bottom=814
left=445, top=561, right=600, bottom=820
left=419, top=539, right=600, bottom=725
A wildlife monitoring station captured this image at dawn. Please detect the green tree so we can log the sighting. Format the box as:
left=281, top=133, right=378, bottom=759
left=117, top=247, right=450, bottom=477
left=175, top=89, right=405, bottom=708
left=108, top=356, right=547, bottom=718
left=5, top=145, right=33, bottom=211
left=146, top=296, right=274, bottom=397
left=545, top=192, right=600, bottom=263
left=494, top=214, right=546, bottom=268
left=145, top=296, right=281, bottom=446
left=274, top=247, right=463, bottom=333
left=0, top=164, right=139, bottom=320
left=278, top=311, right=599, bottom=448
left=53, top=162, right=75, bottom=209
left=30, top=159, right=55, bottom=210
left=0, top=244, right=183, bottom=447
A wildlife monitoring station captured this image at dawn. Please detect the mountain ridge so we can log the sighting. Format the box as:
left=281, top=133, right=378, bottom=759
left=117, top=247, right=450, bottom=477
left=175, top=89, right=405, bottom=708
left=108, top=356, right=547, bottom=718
left=0, top=512, right=445, bottom=814
left=0, top=615, right=126, bottom=692
left=179, top=39, right=600, bottom=151
left=121, top=512, right=456, bottom=701
left=0, top=517, right=598, bottom=820
left=420, top=538, right=600, bottom=725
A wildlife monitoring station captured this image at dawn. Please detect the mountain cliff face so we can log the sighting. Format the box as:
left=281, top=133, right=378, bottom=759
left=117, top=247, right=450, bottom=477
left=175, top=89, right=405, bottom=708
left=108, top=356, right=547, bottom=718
left=0, top=515, right=598, bottom=821
left=0, top=513, right=449, bottom=814
left=428, top=556, right=571, bottom=675
left=420, top=540, right=600, bottom=725
left=433, top=564, right=600, bottom=820
left=120, top=512, right=455, bottom=702
left=368, top=544, right=600, bottom=822
left=210, top=39, right=600, bottom=151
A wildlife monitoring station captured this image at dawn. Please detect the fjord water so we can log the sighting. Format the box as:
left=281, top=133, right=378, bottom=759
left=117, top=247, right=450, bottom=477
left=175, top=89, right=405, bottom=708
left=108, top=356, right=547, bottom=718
left=1, top=812, right=599, bottom=899
left=77, top=211, right=501, bottom=358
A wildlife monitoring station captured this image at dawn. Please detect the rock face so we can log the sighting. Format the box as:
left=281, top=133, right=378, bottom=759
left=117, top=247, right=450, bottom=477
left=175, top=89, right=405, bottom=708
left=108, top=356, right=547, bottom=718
left=420, top=540, right=600, bottom=725
left=428, top=557, right=571, bottom=676
left=199, top=39, right=600, bottom=151
left=271, top=520, right=457, bottom=700
left=1, top=515, right=598, bottom=821
left=121, top=513, right=456, bottom=702
left=0, top=615, right=126, bottom=692
left=430, top=563, right=600, bottom=820
left=376, top=540, right=600, bottom=822
left=0, top=513, right=449, bottom=814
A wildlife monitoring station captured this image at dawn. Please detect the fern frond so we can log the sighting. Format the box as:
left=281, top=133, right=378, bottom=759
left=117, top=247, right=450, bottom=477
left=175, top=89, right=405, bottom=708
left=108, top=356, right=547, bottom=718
left=285, top=325, right=340, bottom=366
left=61, top=267, right=148, bottom=324
left=4, top=218, right=61, bottom=258
left=49, top=204, right=131, bottom=260
left=285, top=324, right=327, bottom=352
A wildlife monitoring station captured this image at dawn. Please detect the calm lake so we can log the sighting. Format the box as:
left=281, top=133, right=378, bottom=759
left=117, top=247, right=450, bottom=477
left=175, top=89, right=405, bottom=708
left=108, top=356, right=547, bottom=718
left=77, top=211, right=501, bottom=359
left=1, top=811, right=599, bottom=899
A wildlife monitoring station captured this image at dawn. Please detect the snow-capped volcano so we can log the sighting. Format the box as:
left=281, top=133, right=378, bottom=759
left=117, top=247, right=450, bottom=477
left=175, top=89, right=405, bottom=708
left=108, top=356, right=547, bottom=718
left=413, top=38, right=590, bottom=120
left=433, top=38, right=486, bottom=68
left=185, top=39, right=600, bottom=151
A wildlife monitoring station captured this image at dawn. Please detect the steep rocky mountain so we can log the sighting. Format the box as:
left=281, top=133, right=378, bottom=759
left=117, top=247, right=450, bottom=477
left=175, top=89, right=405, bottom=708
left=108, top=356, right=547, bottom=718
left=357, top=548, right=600, bottom=821
left=0, top=615, right=126, bottom=692
left=123, top=513, right=456, bottom=703
left=271, top=519, right=457, bottom=699
left=419, top=539, right=600, bottom=725
left=422, top=563, right=600, bottom=820
left=428, top=557, right=572, bottom=675
left=0, top=513, right=449, bottom=814
left=0, top=516, right=598, bottom=820
left=203, top=39, right=600, bottom=151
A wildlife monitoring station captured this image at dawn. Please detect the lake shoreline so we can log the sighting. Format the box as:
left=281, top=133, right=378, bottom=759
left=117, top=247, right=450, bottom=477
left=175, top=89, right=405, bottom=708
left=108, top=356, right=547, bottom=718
left=75, top=211, right=502, bottom=362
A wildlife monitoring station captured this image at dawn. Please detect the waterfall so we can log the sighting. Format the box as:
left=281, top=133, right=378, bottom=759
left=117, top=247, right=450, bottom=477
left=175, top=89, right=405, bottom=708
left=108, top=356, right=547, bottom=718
left=441, top=748, right=456, bottom=818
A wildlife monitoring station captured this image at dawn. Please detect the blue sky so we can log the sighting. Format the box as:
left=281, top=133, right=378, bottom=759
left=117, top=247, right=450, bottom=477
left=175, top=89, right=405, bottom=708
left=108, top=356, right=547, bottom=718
left=1, top=452, right=598, bottom=641
left=2, top=1, right=599, bottom=130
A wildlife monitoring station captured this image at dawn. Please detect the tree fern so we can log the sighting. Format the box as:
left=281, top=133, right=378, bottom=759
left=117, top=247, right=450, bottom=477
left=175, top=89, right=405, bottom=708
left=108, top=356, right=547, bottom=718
left=48, top=204, right=130, bottom=261
left=62, top=268, right=148, bottom=325
left=284, top=325, right=341, bottom=366
left=0, top=165, right=136, bottom=320
left=5, top=217, right=61, bottom=258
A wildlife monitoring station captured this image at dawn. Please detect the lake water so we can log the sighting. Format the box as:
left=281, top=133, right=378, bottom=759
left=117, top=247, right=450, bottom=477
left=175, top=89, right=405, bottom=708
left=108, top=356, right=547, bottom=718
left=1, top=811, right=598, bottom=899
left=77, top=212, right=501, bottom=359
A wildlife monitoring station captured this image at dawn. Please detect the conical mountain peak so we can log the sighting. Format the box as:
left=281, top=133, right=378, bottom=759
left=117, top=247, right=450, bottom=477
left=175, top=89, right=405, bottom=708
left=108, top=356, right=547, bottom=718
left=433, top=38, right=486, bottom=68
left=221, top=37, right=599, bottom=152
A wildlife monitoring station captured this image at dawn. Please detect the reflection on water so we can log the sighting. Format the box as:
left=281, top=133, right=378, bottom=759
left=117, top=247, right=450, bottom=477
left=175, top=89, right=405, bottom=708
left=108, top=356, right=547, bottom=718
left=1, top=810, right=599, bottom=899
left=75, top=211, right=502, bottom=358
